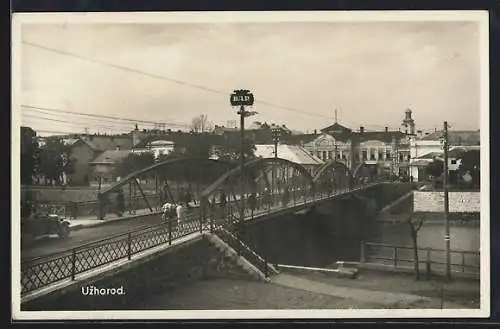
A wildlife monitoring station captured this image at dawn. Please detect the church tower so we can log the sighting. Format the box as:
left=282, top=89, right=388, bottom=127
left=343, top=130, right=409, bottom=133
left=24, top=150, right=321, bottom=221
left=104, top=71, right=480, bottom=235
left=402, top=108, right=416, bottom=135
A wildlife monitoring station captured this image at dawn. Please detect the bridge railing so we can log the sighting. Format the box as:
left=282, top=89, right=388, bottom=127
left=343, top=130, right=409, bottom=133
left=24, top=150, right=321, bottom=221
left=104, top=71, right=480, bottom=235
left=21, top=181, right=384, bottom=296
left=362, top=241, right=480, bottom=277
left=20, top=213, right=205, bottom=295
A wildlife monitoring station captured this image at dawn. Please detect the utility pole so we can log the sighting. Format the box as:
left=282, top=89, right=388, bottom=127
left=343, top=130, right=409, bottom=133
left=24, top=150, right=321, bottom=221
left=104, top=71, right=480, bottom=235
left=443, top=121, right=451, bottom=280
left=272, top=127, right=281, bottom=196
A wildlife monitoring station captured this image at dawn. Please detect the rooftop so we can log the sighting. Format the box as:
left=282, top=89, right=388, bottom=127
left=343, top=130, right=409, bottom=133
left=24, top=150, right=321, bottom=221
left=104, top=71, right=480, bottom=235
left=89, top=150, right=131, bottom=165
left=79, top=135, right=133, bottom=152
left=254, top=144, right=324, bottom=165
left=420, top=130, right=480, bottom=145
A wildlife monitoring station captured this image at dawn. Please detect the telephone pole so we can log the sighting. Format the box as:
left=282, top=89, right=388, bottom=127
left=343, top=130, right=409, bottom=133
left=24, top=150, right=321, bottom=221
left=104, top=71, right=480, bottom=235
left=443, top=121, right=451, bottom=280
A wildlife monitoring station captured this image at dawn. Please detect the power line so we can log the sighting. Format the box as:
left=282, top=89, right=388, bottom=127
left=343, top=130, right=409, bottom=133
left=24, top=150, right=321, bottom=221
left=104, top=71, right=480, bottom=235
left=22, top=109, right=155, bottom=128
left=22, top=41, right=421, bottom=132
left=21, top=104, right=191, bottom=128
left=22, top=41, right=331, bottom=120
left=22, top=113, right=136, bottom=130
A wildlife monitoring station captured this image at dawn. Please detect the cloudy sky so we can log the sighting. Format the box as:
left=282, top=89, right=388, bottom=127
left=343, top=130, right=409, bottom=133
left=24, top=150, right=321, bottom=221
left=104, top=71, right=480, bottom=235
left=18, top=16, right=482, bottom=135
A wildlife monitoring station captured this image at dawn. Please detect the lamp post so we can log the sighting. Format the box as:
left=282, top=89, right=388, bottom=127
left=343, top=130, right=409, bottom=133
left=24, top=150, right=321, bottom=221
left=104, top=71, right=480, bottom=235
left=272, top=127, right=281, bottom=196
left=230, top=90, right=257, bottom=239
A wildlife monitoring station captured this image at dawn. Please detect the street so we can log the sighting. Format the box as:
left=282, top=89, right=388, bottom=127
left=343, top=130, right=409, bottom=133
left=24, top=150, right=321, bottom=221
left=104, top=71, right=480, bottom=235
left=21, top=214, right=163, bottom=260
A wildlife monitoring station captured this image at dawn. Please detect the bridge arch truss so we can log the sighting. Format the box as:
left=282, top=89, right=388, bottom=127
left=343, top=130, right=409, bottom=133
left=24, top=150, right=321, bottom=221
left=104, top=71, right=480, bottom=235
left=199, top=157, right=317, bottom=229
left=96, top=158, right=235, bottom=219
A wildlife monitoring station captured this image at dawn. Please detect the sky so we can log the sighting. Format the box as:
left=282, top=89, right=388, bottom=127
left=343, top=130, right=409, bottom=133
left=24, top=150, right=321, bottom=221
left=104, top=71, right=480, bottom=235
left=18, top=17, right=482, bottom=136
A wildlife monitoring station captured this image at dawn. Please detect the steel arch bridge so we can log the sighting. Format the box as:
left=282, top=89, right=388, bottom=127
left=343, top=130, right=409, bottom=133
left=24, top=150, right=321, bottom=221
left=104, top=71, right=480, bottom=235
left=95, top=157, right=385, bottom=221
left=21, top=157, right=389, bottom=296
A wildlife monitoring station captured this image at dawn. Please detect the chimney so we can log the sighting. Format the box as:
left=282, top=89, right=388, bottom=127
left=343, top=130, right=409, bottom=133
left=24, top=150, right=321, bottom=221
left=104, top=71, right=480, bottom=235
left=360, top=126, right=364, bottom=133
left=314, top=129, right=317, bottom=135
left=384, top=127, right=388, bottom=133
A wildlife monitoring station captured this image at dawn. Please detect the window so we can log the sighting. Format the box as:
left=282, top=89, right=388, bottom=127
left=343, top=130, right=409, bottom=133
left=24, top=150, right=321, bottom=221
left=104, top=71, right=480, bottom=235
left=399, top=153, right=404, bottom=162
left=370, top=150, right=376, bottom=161
left=322, top=151, right=327, bottom=161
left=378, top=151, right=384, bottom=160
left=342, top=154, right=346, bottom=160
left=328, top=151, right=333, bottom=159
left=386, top=150, right=391, bottom=159
left=362, top=150, right=368, bottom=161
left=451, top=159, right=457, bottom=164
left=317, top=152, right=321, bottom=159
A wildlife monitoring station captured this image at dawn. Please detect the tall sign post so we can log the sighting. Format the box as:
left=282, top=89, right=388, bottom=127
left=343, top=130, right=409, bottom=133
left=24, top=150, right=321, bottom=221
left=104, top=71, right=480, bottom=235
left=230, top=90, right=257, bottom=240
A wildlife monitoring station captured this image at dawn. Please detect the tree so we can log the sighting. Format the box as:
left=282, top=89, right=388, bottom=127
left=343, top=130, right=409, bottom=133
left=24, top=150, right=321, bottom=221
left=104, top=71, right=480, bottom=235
left=191, top=114, right=213, bottom=133
left=20, top=127, right=40, bottom=185
left=407, top=213, right=426, bottom=280
left=38, top=137, right=75, bottom=185
left=116, top=152, right=155, bottom=178
left=213, top=137, right=256, bottom=161
left=457, top=150, right=480, bottom=187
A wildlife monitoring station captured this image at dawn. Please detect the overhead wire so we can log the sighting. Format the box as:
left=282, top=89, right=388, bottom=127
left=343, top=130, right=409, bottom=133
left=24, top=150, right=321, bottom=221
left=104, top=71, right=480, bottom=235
left=22, top=40, right=413, bottom=133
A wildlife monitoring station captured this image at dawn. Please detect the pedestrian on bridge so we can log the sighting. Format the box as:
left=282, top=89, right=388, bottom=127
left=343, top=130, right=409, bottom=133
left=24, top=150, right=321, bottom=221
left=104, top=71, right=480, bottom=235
left=219, top=190, right=227, bottom=223
left=263, top=187, right=272, bottom=210
left=176, top=202, right=186, bottom=230
left=282, top=186, right=290, bottom=207
left=248, top=192, right=257, bottom=219
left=161, top=202, right=176, bottom=224
left=116, top=190, right=125, bottom=217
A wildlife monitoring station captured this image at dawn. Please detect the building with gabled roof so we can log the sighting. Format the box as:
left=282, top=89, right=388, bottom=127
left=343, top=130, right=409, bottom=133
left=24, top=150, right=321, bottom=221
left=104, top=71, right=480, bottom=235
left=66, top=134, right=133, bottom=186
left=88, top=149, right=132, bottom=186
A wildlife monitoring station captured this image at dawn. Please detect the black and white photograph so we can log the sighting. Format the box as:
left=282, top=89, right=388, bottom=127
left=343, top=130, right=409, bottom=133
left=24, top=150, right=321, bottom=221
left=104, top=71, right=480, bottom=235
left=12, top=11, right=490, bottom=320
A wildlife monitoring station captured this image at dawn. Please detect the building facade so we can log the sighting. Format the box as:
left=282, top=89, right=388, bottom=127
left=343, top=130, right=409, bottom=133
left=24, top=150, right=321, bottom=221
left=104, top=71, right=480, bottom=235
left=299, top=110, right=414, bottom=178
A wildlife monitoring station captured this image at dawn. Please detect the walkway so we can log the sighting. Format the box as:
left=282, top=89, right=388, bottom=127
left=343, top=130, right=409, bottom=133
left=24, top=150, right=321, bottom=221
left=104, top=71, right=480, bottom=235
left=271, top=272, right=475, bottom=309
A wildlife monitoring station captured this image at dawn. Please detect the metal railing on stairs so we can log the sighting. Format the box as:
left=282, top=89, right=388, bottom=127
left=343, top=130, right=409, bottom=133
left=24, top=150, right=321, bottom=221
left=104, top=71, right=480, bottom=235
left=212, top=223, right=279, bottom=278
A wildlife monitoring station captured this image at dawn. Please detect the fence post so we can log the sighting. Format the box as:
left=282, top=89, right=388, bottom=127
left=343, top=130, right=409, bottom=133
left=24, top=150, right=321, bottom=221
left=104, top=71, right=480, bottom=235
left=426, top=248, right=432, bottom=279
left=168, top=217, right=172, bottom=245
left=71, top=248, right=76, bottom=280
left=360, top=241, right=366, bottom=263
left=393, top=247, right=398, bottom=267
left=127, top=232, right=132, bottom=260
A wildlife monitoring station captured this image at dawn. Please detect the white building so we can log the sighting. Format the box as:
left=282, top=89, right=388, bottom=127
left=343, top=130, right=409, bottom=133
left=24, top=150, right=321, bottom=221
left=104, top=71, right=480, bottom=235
left=132, top=139, right=175, bottom=159
left=254, top=144, right=324, bottom=173
left=408, top=130, right=480, bottom=182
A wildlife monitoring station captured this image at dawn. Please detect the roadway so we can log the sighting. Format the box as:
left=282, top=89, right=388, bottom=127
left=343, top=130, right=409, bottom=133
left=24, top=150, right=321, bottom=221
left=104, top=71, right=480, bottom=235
left=21, top=214, right=164, bottom=261
left=21, top=186, right=368, bottom=261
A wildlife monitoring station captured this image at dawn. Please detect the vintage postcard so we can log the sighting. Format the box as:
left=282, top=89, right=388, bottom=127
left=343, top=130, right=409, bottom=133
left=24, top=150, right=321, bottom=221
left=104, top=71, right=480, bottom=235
left=11, top=10, right=490, bottom=320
